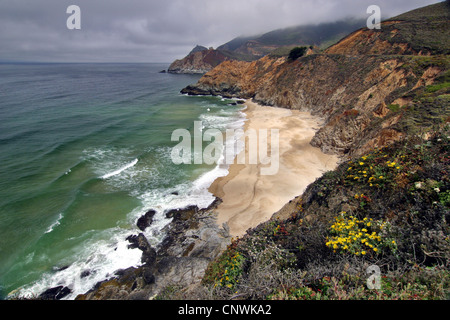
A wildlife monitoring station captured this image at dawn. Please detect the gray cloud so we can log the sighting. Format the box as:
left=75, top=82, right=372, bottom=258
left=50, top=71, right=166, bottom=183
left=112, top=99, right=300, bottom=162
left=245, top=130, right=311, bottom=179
left=0, top=0, right=442, bottom=63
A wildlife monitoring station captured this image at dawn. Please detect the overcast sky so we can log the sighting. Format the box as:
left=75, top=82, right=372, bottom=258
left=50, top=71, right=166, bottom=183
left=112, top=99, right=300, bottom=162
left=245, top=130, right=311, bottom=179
left=0, top=0, right=442, bottom=63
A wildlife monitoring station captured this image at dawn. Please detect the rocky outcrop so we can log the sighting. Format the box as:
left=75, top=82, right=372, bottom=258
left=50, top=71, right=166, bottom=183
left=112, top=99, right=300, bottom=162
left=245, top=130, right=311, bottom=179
left=38, top=286, right=71, bottom=300
left=136, top=209, right=156, bottom=231
left=181, top=3, right=449, bottom=160
left=75, top=199, right=231, bottom=300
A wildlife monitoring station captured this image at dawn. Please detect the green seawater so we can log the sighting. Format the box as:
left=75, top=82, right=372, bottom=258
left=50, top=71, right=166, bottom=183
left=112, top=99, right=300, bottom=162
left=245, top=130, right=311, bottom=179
left=0, top=63, right=245, bottom=299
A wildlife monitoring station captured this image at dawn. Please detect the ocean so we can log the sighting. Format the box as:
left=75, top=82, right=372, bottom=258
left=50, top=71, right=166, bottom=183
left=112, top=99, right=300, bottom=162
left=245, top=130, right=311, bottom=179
left=0, top=63, right=246, bottom=299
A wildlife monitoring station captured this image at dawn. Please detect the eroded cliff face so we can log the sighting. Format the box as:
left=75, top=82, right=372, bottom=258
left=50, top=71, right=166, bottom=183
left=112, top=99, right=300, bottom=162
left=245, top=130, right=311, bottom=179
left=168, top=48, right=231, bottom=74
left=182, top=4, right=449, bottom=159
left=181, top=56, right=286, bottom=97
left=184, top=53, right=446, bottom=158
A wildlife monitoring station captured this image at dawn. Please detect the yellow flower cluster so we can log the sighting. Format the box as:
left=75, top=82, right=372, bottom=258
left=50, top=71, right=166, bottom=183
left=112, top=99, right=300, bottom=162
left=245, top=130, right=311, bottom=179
left=326, top=213, right=384, bottom=255
left=214, top=251, right=244, bottom=289
left=346, top=161, right=378, bottom=186
left=386, top=161, right=401, bottom=170
left=347, top=155, right=404, bottom=187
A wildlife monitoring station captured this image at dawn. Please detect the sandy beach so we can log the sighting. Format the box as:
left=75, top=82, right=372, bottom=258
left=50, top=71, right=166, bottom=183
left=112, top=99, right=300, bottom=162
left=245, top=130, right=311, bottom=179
left=209, top=100, right=339, bottom=237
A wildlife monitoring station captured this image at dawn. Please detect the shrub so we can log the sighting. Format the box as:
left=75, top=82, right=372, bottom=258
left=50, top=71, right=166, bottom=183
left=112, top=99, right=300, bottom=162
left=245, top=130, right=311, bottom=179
left=288, top=47, right=308, bottom=61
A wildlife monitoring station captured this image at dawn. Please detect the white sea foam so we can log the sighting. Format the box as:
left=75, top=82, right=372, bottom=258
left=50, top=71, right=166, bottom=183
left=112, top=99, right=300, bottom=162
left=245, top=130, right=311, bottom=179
left=45, top=213, right=64, bottom=234
left=14, top=227, right=143, bottom=300
left=101, top=158, right=138, bottom=179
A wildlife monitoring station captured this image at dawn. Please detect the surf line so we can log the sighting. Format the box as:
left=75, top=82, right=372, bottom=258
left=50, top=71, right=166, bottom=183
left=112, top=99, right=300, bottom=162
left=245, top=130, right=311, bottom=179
left=101, top=159, right=138, bottom=179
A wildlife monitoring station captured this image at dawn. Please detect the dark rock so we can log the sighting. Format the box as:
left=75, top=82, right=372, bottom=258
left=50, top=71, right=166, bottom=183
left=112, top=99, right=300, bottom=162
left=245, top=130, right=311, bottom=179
left=159, top=70, right=167, bottom=73
left=80, top=270, right=91, bottom=278
left=39, top=286, right=71, bottom=300
left=142, top=267, right=156, bottom=285
left=180, top=85, right=211, bottom=96
left=127, top=290, right=151, bottom=300
left=136, top=209, right=156, bottom=231
left=114, top=267, right=141, bottom=285
left=165, top=205, right=199, bottom=220
left=236, top=100, right=246, bottom=104
left=126, top=233, right=157, bottom=266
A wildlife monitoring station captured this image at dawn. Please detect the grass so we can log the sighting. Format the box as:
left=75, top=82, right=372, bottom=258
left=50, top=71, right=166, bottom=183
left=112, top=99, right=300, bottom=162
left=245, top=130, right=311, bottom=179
left=425, top=81, right=450, bottom=94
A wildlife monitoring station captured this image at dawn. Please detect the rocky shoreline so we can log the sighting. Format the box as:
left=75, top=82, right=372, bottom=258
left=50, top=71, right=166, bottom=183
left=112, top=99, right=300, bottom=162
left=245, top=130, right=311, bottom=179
left=72, top=198, right=231, bottom=300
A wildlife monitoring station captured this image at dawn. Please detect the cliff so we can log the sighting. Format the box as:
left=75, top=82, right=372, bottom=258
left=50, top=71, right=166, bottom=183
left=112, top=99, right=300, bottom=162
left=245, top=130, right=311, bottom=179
left=182, top=2, right=450, bottom=160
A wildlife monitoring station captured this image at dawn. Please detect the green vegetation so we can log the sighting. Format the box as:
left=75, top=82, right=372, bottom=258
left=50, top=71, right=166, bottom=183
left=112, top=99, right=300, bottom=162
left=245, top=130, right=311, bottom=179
left=202, top=241, right=246, bottom=290
left=391, top=56, right=450, bottom=136
left=387, top=104, right=401, bottom=112
left=268, top=45, right=300, bottom=58
left=219, top=49, right=261, bottom=62
left=426, top=82, right=450, bottom=94
left=385, top=2, right=450, bottom=55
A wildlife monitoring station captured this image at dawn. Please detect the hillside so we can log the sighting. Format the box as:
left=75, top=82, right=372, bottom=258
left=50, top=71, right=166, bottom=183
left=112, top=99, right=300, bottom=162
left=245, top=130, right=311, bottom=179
left=67, top=3, right=449, bottom=301
left=168, top=19, right=365, bottom=74
left=218, top=19, right=366, bottom=56
left=326, top=1, right=449, bottom=55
